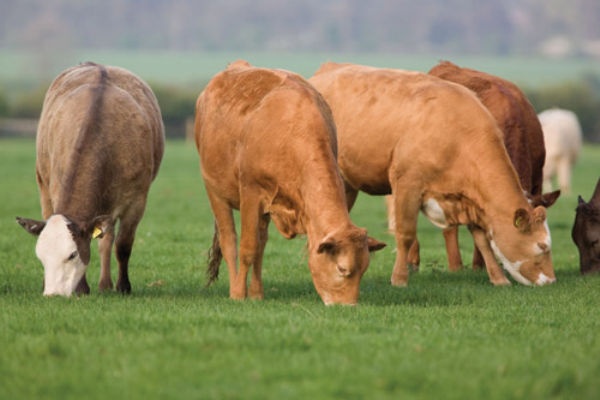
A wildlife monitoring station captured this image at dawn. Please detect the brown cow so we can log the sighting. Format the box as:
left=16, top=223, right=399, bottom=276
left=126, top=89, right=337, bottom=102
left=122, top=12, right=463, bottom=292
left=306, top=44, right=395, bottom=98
left=195, top=60, right=385, bottom=305
left=573, top=176, right=600, bottom=275
left=395, top=61, right=560, bottom=272
left=310, top=62, right=556, bottom=287
left=17, top=62, right=164, bottom=296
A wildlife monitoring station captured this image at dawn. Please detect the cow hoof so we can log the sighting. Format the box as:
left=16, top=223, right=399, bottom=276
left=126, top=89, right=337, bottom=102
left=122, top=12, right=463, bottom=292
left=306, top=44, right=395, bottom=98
left=491, top=278, right=511, bottom=286
left=98, top=280, right=114, bottom=292
left=248, top=288, right=264, bottom=300
left=116, top=281, right=132, bottom=294
left=408, top=263, right=420, bottom=273
left=391, top=279, right=408, bottom=287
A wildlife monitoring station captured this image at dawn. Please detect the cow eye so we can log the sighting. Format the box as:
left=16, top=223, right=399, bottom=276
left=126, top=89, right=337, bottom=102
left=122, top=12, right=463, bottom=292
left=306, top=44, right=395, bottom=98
left=67, top=251, right=78, bottom=261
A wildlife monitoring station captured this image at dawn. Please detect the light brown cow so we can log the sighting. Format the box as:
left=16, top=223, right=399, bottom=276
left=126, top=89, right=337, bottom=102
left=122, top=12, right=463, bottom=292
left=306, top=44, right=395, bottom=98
left=195, top=60, right=385, bottom=305
left=310, top=62, right=556, bottom=287
left=388, top=61, right=560, bottom=272
left=17, top=62, right=164, bottom=296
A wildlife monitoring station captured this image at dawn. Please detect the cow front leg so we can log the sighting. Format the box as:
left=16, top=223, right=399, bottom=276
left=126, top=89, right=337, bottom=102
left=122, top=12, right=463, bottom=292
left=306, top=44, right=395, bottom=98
left=114, top=209, right=143, bottom=294
left=231, top=191, right=262, bottom=300
left=248, top=214, right=270, bottom=300
left=98, top=225, right=116, bottom=292
left=469, top=227, right=510, bottom=286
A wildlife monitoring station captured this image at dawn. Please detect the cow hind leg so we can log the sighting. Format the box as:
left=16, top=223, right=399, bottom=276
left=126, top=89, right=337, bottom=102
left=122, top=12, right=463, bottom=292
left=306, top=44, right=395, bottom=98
left=556, top=157, right=572, bottom=196
left=443, top=227, right=463, bottom=272
left=98, top=225, right=116, bottom=292
left=206, top=191, right=238, bottom=293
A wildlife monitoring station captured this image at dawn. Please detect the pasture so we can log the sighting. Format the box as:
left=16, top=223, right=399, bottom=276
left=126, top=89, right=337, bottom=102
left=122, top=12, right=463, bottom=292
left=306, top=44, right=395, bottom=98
left=1, top=139, right=600, bottom=399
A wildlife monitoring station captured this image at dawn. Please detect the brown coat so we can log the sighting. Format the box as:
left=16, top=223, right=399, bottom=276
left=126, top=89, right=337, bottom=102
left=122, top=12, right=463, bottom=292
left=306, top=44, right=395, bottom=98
left=310, top=62, right=555, bottom=287
left=195, top=60, right=384, bottom=305
left=413, top=61, right=559, bottom=271
left=573, top=176, right=600, bottom=274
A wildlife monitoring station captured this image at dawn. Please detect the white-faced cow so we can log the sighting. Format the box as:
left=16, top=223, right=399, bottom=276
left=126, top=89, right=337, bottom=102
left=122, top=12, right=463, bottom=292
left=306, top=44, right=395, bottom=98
left=573, top=175, right=600, bottom=275
left=195, top=60, right=385, bottom=305
left=310, top=62, right=556, bottom=287
left=17, top=62, right=164, bottom=296
left=386, top=61, right=560, bottom=273
left=539, top=108, right=583, bottom=196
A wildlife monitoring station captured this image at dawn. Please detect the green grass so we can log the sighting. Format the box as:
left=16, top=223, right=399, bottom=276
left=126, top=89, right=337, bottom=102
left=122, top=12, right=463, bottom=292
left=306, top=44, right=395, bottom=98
left=2, top=49, right=600, bottom=91
left=1, top=139, right=600, bottom=400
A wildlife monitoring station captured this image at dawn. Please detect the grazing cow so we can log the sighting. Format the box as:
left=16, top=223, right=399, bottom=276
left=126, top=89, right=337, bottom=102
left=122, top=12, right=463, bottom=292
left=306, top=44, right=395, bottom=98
left=310, top=62, right=556, bottom=287
left=17, top=62, right=164, bottom=296
left=572, top=176, right=600, bottom=275
left=195, top=60, right=385, bottom=305
left=390, top=61, right=560, bottom=272
left=539, top=108, right=582, bottom=195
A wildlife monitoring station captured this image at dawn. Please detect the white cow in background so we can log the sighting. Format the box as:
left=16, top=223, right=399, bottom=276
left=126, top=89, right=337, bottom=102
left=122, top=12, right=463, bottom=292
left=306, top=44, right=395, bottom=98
left=539, top=108, right=582, bottom=195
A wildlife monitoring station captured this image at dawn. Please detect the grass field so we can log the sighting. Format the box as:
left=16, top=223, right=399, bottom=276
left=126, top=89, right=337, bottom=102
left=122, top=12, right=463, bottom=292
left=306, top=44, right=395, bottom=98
left=2, top=49, right=600, bottom=92
left=1, top=139, right=600, bottom=400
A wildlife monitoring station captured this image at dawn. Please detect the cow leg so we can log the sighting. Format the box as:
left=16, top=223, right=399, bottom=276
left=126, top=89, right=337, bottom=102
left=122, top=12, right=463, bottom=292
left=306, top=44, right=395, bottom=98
left=206, top=190, right=238, bottom=293
left=407, top=237, right=420, bottom=272
left=114, top=208, right=144, bottom=294
left=344, top=181, right=359, bottom=211
left=469, top=227, right=510, bottom=286
left=390, top=188, right=421, bottom=287
left=98, top=225, right=116, bottom=292
left=248, top=214, right=270, bottom=300
left=385, top=195, right=396, bottom=232
left=471, top=247, right=485, bottom=270
left=443, top=227, right=463, bottom=271
left=231, top=190, right=262, bottom=300
left=75, top=274, right=91, bottom=295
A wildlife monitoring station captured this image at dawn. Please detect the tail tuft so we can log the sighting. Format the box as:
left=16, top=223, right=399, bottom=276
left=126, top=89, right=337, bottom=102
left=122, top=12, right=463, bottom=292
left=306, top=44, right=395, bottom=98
left=205, top=221, right=222, bottom=288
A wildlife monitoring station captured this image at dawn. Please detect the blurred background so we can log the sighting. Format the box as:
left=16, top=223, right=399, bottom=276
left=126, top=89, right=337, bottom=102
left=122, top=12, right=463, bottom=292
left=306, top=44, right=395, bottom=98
left=1, top=0, right=599, bottom=140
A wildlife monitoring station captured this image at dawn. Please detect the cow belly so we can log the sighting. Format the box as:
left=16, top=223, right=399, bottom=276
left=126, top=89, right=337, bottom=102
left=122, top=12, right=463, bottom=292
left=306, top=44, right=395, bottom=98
left=421, top=198, right=449, bottom=228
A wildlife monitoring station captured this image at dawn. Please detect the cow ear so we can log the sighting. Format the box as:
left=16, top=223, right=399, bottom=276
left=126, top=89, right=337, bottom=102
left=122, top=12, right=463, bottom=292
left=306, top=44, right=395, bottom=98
left=367, top=236, right=387, bottom=252
left=578, top=195, right=586, bottom=206
left=88, top=215, right=112, bottom=239
left=16, top=217, right=46, bottom=236
left=318, top=234, right=337, bottom=254
left=532, top=190, right=561, bottom=208
left=514, top=208, right=530, bottom=232
left=532, top=206, right=547, bottom=224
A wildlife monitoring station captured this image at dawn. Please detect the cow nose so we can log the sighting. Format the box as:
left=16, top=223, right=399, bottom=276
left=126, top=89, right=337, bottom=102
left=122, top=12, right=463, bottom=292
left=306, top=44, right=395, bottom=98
left=536, top=273, right=556, bottom=286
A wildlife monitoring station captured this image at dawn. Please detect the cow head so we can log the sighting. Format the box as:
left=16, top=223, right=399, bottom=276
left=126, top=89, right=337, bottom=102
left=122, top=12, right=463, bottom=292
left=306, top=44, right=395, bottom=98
left=488, top=206, right=556, bottom=285
left=308, top=228, right=386, bottom=305
left=16, top=214, right=112, bottom=296
left=572, top=196, right=600, bottom=275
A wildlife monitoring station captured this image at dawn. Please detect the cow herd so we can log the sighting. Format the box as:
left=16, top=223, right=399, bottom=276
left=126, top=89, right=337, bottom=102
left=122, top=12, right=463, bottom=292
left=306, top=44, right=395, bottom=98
left=15, top=60, right=598, bottom=305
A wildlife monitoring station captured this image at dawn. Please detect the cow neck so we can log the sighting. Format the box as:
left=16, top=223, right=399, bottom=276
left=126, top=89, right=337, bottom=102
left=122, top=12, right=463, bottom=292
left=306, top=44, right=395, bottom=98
left=466, top=156, right=531, bottom=234
left=301, top=161, right=353, bottom=244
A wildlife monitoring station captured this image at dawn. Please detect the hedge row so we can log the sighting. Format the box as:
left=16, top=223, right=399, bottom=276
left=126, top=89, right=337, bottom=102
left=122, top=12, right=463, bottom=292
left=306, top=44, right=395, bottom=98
left=1, top=76, right=599, bottom=142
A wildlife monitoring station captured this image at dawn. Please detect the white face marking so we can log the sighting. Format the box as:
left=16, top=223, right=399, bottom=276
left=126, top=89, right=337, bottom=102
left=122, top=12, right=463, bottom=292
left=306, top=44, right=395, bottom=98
left=489, top=236, right=532, bottom=286
left=536, top=272, right=556, bottom=286
left=35, top=215, right=88, bottom=297
left=422, top=198, right=448, bottom=229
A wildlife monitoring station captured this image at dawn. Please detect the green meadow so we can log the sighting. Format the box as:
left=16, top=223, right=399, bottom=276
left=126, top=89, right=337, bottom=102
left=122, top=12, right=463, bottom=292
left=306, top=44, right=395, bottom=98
left=1, top=139, right=599, bottom=399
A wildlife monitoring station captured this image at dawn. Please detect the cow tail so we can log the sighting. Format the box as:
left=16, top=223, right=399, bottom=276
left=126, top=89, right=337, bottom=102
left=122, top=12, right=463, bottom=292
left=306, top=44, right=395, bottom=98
left=205, top=221, right=222, bottom=288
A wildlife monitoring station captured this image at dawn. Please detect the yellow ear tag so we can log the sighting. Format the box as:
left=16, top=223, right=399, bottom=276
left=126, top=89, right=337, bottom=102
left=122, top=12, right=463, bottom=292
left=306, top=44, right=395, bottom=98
left=92, top=226, right=102, bottom=239
left=514, top=217, right=523, bottom=228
